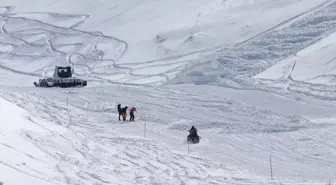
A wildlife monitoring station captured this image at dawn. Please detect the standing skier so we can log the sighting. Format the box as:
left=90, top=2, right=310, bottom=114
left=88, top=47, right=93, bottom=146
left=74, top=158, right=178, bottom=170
left=129, top=107, right=136, bottom=121
left=117, top=104, right=122, bottom=121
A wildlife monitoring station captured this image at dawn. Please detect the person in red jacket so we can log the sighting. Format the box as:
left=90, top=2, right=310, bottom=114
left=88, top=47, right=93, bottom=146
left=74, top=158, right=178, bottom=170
left=129, top=107, right=136, bottom=121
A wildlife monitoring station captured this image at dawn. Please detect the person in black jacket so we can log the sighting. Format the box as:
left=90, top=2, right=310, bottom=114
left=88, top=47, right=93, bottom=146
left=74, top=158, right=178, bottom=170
left=188, top=126, right=198, bottom=137
left=117, top=104, right=122, bottom=121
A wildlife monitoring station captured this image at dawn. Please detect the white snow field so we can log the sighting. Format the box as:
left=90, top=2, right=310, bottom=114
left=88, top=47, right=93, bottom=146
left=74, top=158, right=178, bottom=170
left=1, top=0, right=336, bottom=185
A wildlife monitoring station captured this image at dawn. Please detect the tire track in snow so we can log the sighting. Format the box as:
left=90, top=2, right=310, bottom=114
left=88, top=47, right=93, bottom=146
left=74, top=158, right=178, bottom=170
left=0, top=160, right=58, bottom=184
left=4, top=14, right=128, bottom=54
left=0, top=143, right=49, bottom=163
left=111, top=0, right=336, bottom=85
left=0, top=1, right=334, bottom=86
left=98, top=0, right=148, bottom=26
left=0, top=8, right=128, bottom=82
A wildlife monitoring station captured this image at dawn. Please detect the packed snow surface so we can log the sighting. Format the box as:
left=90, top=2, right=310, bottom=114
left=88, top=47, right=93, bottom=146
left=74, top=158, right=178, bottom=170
left=1, top=0, right=336, bottom=185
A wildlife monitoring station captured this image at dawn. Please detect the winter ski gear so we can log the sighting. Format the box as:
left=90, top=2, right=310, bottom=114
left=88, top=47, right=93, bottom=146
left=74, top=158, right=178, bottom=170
left=117, top=104, right=122, bottom=121
left=130, top=107, right=136, bottom=113
left=121, top=106, right=128, bottom=114
left=121, top=106, right=128, bottom=121
left=188, top=126, right=198, bottom=137
left=122, top=112, right=127, bottom=121
left=129, top=107, right=136, bottom=121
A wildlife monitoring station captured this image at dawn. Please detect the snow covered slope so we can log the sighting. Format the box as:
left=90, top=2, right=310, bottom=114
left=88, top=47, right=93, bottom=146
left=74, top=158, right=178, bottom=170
left=1, top=0, right=336, bottom=185
left=1, top=84, right=336, bottom=185
left=0, top=96, right=238, bottom=185
left=0, top=97, right=66, bottom=185
left=0, top=0, right=334, bottom=85
left=255, top=31, right=336, bottom=85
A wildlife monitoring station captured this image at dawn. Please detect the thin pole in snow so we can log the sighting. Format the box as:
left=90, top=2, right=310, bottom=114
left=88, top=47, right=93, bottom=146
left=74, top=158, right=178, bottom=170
left=144, top=115, right=147, bottom=138
left=270, top=156, right=273, bottom=180
left=188, top=140, right=190, bottom=155
left=67, top=96, right=71, bottom=127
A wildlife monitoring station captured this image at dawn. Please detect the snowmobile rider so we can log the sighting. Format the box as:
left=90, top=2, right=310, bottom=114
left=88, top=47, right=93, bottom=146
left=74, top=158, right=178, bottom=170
left=121, top=106, right=128, bottom=121
left=129, top=107, right=136, bottom=121
left=188, top=126, right=198, bottom=137
left=117, top=104, right=122, bottom=121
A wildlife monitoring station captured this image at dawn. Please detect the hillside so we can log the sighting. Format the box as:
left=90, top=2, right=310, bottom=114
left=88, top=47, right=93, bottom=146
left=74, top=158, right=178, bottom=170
left=1, top=0, right=336, bottom=185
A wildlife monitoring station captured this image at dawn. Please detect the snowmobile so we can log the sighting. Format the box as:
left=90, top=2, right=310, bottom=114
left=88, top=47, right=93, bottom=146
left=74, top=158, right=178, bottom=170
left=187, top=135, right=201, bottom=144
left=187, top=126, right=200, bottom=144
left=34, top=66, right=87, bottom=88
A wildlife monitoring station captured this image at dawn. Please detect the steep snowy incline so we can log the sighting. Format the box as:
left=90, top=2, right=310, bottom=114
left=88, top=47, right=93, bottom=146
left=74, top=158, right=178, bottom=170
left=0, top=0, right=334, bottom=86
left=0, top=97, right=63, bottom=185
left=251, top=24, right=336, bottom=101
left=171, top=0, right=336, bottom=87
left=0, top=91, right=274, bottom=185
left=3, top=0, right=329, bottom=61
left=1, top=0, right=336, bottom=185
left=255, top=30, right=336, bottom=84
left=1, top=85, right=336, bottom=184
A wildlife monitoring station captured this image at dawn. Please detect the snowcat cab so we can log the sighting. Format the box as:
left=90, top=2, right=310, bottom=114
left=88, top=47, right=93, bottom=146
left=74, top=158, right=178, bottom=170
left=34, top=66, right=87, bottom=88
left=54, top=66, right=73, bottom=78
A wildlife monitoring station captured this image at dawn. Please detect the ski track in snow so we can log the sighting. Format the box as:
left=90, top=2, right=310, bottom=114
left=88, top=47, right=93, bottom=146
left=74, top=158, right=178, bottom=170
left=0, top=87, right=269, bottom=185
left=0, top=6, right=130, bottom=85
left=1, top=84, right=336, bottom=184
left=2, top=1, right=335, bottom=87
left=171, top=0, right=336, bottom=102
left=0, top=6, right=210, bottom=86
left=1, top=1, right=336, bottom=185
